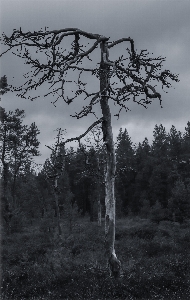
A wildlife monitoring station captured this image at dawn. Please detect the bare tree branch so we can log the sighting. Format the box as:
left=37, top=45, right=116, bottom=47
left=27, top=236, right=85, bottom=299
left=1, top=28, right=179, bottom=118
left=60, top=118, right=103, bottom=147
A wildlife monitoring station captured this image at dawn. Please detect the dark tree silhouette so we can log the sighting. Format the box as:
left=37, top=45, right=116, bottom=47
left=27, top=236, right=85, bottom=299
left=0, top=75, right=9, bottom=96
left=0, top=27, right=179, bottom=277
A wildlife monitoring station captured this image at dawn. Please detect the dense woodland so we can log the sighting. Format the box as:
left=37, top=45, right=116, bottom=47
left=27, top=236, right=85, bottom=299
left=1, top=107, right=190, bottom=299
left=1, top=107, right=190, bottom=230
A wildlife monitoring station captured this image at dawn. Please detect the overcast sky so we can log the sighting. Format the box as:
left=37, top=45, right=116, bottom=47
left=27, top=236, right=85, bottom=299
left=1, top=0, right=190, bottom=165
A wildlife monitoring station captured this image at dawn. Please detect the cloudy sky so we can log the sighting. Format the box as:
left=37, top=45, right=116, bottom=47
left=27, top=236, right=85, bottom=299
left=1, top=0, right=190, bottom=165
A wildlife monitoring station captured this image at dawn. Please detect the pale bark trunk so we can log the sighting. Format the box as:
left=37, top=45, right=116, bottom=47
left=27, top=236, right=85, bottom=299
left=2, top=128, right=8, bottom=204
left=100, top=41, right=121, bottom=278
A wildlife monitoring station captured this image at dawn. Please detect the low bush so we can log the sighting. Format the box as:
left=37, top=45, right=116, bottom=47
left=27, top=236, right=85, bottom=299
left=1, top=217, right=190, bottom=299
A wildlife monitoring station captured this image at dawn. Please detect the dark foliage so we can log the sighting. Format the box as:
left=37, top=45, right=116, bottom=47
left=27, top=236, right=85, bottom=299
left=1, top=218, right=190, bottom=299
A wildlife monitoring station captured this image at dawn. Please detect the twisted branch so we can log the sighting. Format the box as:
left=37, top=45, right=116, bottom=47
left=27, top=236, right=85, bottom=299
left=0, top=28, right=179, bottom=117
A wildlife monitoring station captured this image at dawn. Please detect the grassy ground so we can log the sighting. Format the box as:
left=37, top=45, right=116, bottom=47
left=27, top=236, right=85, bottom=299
left=1, top=216, right=190, bottom=299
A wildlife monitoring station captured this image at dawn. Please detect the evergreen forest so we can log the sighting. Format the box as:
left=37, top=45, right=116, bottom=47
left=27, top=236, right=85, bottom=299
left=1, top=107, right=190, bottom=299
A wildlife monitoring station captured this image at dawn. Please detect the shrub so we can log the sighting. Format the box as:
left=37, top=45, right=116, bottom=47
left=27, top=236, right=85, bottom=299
left=2, top=216, right=190, bottom=299
left=140, top=198, right=151, bottom=218
left=168, top=179, right=190, bottom=223
left=133, top=226, right=157, bottom=240
left=150, top=201, right=168, bottom=223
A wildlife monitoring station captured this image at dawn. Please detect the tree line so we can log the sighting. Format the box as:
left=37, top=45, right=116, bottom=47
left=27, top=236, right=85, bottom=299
left=1, top=107, right=190, bottom=236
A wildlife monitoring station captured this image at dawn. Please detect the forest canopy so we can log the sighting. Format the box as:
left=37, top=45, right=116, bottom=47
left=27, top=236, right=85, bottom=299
left=1, top=107, right=190, bottom=225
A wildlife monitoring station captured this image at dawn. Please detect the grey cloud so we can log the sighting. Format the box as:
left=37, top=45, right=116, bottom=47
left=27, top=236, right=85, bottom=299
left=1, top=0, right=190, bottom=164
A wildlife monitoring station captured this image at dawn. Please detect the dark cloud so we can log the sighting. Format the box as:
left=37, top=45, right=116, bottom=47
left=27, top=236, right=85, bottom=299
left=1, top=0, right=190, bottom=163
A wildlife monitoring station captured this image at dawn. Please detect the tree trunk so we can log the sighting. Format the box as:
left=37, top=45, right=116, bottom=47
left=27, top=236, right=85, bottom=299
left=54, top=178, right=62, bottom=235
left=12, top=173, right=17, bottom=208
left=97, top=157, right=102, bottom=226
left=97, top=192, right=102, bottom=226
left=100, top=41, right=121, bottom=278
left=2, top=128, right=9, bottom=205
left=90, top=197, right=95, bottom=222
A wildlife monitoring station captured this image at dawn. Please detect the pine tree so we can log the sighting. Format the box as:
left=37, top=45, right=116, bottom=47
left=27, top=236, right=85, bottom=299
left=152, top=124, right=169, bottom=162
left=168, top=179, right=190, bottom=223
left=0, top=107, right=40, bottom=208
left=115, top=128, right=136, bottom=214
left=183, top=121, right=190, bottom=162
left=134, top=138, right=152, bottom=212
left=168, top=125, right=182, bottom=162
left=1, top=26, right=179, bottom=278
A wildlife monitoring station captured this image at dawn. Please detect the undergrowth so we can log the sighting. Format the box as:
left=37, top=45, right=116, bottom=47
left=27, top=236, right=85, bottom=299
left=1, top=217, right=190, bottom=299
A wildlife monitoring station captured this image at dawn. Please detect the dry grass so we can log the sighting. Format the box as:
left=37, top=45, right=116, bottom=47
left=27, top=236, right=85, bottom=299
left=1, top=217, right=190, bottom=299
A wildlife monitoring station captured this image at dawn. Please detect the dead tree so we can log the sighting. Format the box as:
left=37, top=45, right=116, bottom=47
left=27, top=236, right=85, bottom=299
left=0, top=28, right=179, bottom=277
left=45, top=128, right=65, bottom=236
left=90, top=125, right=104, bottom=226
left=92, top=126, right=104, bottom=226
